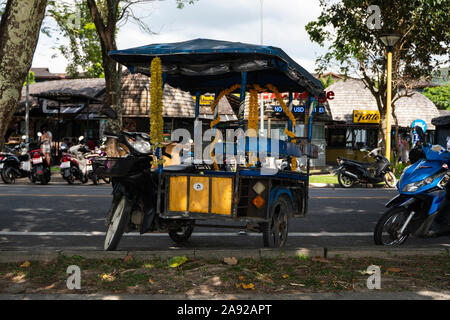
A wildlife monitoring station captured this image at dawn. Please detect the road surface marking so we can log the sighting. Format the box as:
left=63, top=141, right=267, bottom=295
left=0, top=231, right=373, bottom=237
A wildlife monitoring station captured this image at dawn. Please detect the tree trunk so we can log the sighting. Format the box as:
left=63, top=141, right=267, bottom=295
left=86, top=0, right=122, bottom=133
left=102, top=47, right=122, bottom=133
left=0, top=0, right=47, bottom=149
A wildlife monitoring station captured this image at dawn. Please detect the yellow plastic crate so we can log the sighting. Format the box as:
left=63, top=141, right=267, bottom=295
left=168, top=175, right=232, bottom=215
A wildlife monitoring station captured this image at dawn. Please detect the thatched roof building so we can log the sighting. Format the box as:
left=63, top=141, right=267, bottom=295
left=326, top=79, right=440, bottom=129
left=121, top=72, right=237, bottom=121
left=17, top=73, right=237, bottom=122
left=18, top=78, right=105, bottom=110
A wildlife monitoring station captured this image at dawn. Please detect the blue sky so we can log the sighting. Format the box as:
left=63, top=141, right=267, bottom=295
left=32, top=0, right=329, bottom=74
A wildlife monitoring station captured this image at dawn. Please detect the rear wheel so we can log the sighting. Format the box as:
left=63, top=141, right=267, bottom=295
left=338, top=172, right=355, bottom=188
left=66, top=175, right=74, bottom=184
left=80, top=174, right=88, bottom=184
left=102, top=177, right=111, bottom=184
left=1, top=166, right=16, bottom=184
left=384, top=172, right=397, bottom=188
left=168, top=221, right=195, bottom=243
left=104, top=195, right=131, bottom=251
left=262, top=196, right=290, bottom=248
left=374, top=207, right=410, bottom=246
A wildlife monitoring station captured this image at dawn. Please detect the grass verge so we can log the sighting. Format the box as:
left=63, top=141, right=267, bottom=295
left=0, top=253, right=448, bottom=295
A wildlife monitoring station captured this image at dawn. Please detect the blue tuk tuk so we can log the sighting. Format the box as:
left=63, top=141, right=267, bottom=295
left=97, top=39, right=324, bottom=250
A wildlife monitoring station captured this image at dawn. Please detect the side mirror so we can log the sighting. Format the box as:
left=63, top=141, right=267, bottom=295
left=414, top=126, right=425, bottom=142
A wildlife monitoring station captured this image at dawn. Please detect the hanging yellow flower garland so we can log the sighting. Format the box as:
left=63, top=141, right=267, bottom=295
left=248, top=89, right=259, bottom=137
left=263, top=84, right=297, bottom=171
left=209, top=84, right=241, bottom=170
left=208, top=83, right=298, bottom=172
left=150, top=57, right=164, bottom=164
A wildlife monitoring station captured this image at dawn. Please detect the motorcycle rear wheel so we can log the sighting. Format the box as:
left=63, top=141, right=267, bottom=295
left=104, top=195, right=131, bottom=251
left=374, top=207, right=410, bottom=246
left=338, top=173, right=355, bottom=188
left=1, top=166, right=16, bottom=184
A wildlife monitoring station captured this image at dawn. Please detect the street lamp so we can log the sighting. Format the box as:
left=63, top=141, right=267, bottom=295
left=379, top=33, right=401, bottom=161
left=259, top=0, right=265, bottom=136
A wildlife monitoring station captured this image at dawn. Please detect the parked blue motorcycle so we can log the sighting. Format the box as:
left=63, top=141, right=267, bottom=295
left=374, top=126, right=450, bottom=245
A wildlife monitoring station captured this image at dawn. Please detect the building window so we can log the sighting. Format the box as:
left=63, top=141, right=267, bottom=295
left=327, top=127, right=378, bottom=149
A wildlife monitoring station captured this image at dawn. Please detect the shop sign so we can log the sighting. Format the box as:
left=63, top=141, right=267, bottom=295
left=353, top=110, right=380, bottom=124
left=272, top=105, right=325, bottom=114
left=192, top=95, right=215, bottom=106
left=411, top=119, right=427, bottom=132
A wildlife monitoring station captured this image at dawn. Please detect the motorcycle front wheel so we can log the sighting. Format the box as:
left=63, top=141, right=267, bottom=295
left=168, top=221, right=195, bottom=243
left=384, top=172, right=397, bottom=188
left=374, top=207, right=410, bottom=246
left=104, top=195, right=131, bottom=251
left=337, top=172, right=355, bottom=188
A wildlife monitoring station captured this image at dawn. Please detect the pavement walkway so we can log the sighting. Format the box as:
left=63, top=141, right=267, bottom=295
left=1, top=291, right=449, bottom=300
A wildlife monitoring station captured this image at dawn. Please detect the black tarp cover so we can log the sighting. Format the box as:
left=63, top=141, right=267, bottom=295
left=109, top=38, right=324, bottom=97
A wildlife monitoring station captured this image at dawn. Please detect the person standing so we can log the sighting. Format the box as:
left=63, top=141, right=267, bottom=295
left=40, top=126, right=52, bottom=166
left=401, top=135, right=410, bottom=163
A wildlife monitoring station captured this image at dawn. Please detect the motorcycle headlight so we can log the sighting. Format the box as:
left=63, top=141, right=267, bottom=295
left=438, top=173, right=450, bottom=188
left=126, top=136, right=151, bottom=154
left=402, top=171, right=445, bottom=193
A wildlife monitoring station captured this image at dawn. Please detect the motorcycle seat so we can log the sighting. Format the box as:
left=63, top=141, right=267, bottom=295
left=340, top=158, right=375, bottom=168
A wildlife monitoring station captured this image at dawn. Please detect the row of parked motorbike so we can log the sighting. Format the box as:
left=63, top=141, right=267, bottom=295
left=0, top=133, right=109, bottom=185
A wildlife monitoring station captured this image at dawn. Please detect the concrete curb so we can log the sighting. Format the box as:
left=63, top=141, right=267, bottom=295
left=309, top=183, right=397, bottom=189
left=0, top=247, right=448, bottom=263
left=1, top=291, right=450, bottom=300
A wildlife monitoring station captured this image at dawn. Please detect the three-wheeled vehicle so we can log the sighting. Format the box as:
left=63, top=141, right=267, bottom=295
left=95, top=39, right=324, bottom=250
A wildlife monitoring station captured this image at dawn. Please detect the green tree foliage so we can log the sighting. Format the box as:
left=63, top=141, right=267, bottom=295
left=47, top=1, right=103, bottom=78
left=422, top=85, right=450, bottom=110
left=319, top=75, right=336, bottom=88
left=305, top=0, right=449, bottom=161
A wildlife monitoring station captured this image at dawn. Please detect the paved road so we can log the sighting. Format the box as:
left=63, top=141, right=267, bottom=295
left=0, top=182, right=448, bottom=250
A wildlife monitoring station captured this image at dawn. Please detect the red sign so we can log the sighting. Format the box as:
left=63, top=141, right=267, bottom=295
left=261, top=91, right=335, bottom=103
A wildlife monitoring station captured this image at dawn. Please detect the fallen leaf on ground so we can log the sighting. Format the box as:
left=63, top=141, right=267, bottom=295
left=312, top=257, right=330, bottom=263
left=101, top=273, right=115, bottom=282
left=282, top=274, right=290, bottom=279
left=386, top=267, right=402, bottom=273
left=236, top=283, right=255, bottom=290
left=224, top=257, right=238, bottom=265
left=238, top=275, right=245, bottom=280
left=168, top=256, right=188, bottom=268
left=124, top=253, right=134, bottom=263
left=20, top=261, right=30, bottom=268
left=148, top=278, right=154, bottom=284
left=256, top=272, right=274, bottom=284
left=290, top=283, right=305, bottom=287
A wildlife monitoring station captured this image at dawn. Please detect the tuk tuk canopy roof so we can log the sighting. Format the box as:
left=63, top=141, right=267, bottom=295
left=109, top=38, right=324, bottom=97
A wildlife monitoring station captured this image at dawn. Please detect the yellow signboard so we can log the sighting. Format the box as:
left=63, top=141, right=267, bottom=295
left=353, top=110, right=380, bottom=124
left=192, top=95, right=215, bottom=106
